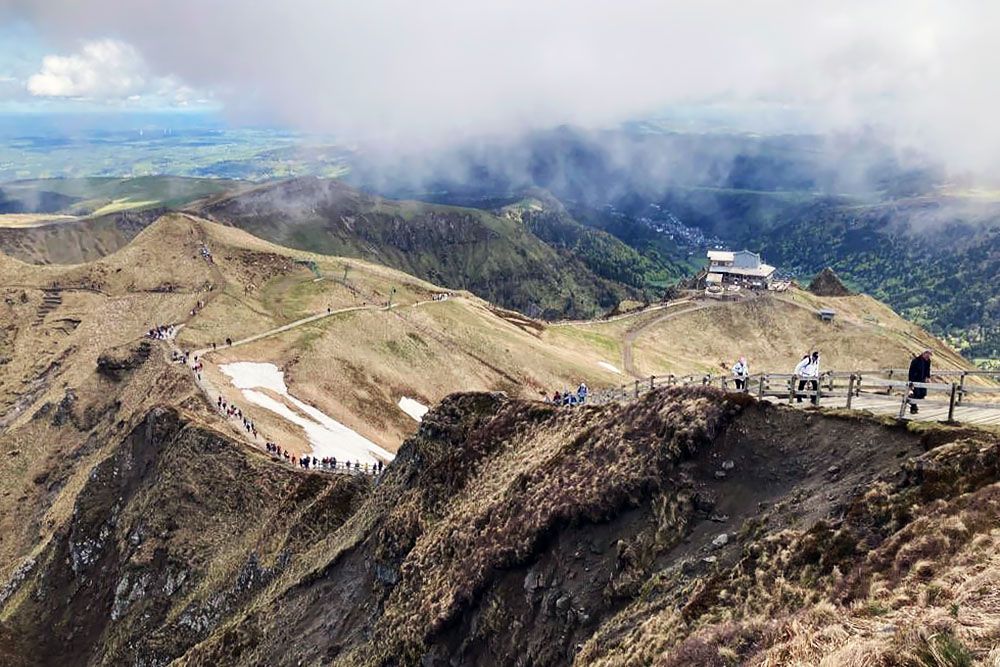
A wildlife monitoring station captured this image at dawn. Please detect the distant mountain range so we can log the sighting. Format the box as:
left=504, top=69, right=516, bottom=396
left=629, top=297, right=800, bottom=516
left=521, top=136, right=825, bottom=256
left=1, top=120, right=998, bottom=358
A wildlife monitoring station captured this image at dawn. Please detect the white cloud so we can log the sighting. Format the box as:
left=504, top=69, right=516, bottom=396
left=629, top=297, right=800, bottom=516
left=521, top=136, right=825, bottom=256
left=7, top=1, right=1000, bottom=172
left=27, top=39, right=145, bottom=98
left=25, top=38, right=206, bottom=107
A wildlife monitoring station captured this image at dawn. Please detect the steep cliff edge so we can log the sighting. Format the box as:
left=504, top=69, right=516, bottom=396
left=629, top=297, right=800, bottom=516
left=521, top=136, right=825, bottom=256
left=2, top=384, right=999, bottom=666
left=177, top=388, right=1000, bottom=666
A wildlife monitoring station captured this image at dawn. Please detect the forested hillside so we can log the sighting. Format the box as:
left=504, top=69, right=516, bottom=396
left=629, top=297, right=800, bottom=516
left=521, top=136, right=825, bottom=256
left=758, top=199, right=1000, bottom=359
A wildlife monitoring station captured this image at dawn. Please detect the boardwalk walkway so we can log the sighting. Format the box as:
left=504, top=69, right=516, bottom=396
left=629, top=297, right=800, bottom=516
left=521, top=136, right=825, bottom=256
left=591, top=370, right=1000, bottom=426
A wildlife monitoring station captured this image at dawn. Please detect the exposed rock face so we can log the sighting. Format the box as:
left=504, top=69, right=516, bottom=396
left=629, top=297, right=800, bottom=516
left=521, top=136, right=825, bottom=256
left=0, top=408, right=366, bottom=667
left=96, top=342, right=152, bottom=382
left=809, top=267, right=852, bottom=296
left=170, top=389, right=1000, bottom=667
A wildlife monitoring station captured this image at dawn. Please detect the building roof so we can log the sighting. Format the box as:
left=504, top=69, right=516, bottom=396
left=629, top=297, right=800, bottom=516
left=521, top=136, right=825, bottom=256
left=707, top=250, right=734, bottom=262
left=711, top=264, right=776, bottom=278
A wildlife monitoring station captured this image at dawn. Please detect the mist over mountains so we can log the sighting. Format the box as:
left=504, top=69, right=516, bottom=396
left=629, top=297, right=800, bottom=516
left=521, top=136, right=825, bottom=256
left=346, top=123, right=944, bottom=205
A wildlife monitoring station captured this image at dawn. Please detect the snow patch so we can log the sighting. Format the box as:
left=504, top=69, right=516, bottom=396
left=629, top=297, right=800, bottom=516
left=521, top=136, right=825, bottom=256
left=220, top=362, right=394, bottom=465
left=398, top=397, right=429, bottom=422
left=598, top=361, right=622, bottom=374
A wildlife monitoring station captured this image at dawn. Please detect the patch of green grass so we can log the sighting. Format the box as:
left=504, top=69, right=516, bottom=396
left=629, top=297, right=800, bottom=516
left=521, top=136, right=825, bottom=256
left=916, top=631, right=973, bottom=667
left=549, top=326, right=620, bottom=358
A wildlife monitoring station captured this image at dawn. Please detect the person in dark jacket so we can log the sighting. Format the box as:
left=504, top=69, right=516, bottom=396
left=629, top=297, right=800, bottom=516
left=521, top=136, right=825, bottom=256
left=908, top=349, right=932, bottom=414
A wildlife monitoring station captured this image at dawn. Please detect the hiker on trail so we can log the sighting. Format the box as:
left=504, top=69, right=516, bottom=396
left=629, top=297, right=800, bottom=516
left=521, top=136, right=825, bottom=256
left=731, top=357, right=749, bottom=390
left=212, top=342, right=217, bottom=351
left=577, top=383, right=589, bottom=403
left=226, top=337, right=232, bottom=347
left=552, top=390, right=562, bottom=404
left=908, top=349, right=933, bottom=414
left=792, top=352, right=812, bottom=403
left=794, top=352, right=820, bottom=404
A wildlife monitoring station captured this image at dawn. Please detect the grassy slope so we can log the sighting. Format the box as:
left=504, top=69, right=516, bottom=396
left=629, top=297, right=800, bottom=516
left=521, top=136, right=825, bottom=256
left=545, top=288, right=972, bottom=382
left=0, top=210, right=995, bottom=666
left=2, top=211, right=973, bottom=461
left=0, top=177, right=245, bottom=264
left=196, top=177, right=640, bottom=319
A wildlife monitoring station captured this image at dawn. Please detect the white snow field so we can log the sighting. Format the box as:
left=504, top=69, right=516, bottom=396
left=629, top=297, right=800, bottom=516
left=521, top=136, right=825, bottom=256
left=219, top=362, right=395, bottom=465
left=398, top=396, right=429, bottom=422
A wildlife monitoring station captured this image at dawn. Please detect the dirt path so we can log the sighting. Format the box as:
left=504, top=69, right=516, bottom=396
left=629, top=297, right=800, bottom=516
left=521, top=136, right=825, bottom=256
left=621, top=301, right=724, bottom=378
left=549, top=299, right=694, bottom=328
left=192, top=296, right=446, bottom=358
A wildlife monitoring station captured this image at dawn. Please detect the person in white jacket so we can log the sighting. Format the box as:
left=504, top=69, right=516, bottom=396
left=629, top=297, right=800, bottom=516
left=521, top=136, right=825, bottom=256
left=731, top=356, right=749, bottom=390
left=795, top=351, right=821, bottom=404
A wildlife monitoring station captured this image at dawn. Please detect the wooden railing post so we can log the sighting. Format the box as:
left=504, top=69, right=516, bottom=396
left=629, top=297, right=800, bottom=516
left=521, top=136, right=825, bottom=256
left=846, top=374, right=856, bottom=409
left=789, top=376, right=797, bottom=404
left=634, top=379, right=640, bottom=399
left=958, top=372, right=967, bottom=404
left=649, top=375, right=655, bottom=391
left=948, top=382, right=958, bottom=422
left=899, top=382, right=911, bottom=419
left=757, top=375, right=765, bottom=399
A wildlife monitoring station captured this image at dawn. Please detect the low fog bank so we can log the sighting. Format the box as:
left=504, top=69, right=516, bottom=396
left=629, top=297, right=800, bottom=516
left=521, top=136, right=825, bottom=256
left=344, top=124, right=948, bottom=207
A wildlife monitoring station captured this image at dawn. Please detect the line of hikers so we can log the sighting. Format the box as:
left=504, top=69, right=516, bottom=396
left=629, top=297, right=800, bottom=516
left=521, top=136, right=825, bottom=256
left=547, top=382, right=589, bottom=406
left=217, top=395, right=259, bottom=437
left=263, top=442, right=384, bottom=474
left=215, top=394, right=383, bottom=475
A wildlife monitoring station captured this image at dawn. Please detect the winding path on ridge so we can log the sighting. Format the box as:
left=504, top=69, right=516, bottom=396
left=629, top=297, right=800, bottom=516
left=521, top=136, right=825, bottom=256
left=621, top=302, right=724, bottom=378
left=168, top=298, right=446, bottom=471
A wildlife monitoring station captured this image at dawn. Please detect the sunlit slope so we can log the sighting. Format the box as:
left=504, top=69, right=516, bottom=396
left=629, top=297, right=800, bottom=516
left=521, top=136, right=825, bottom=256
left=0, top=176, right=245, bottom=264
left=546, top=288, right=973, bottom=379
left=2, top=210, right=973, bottom=460
left=170, top=215, right=628, bottom=451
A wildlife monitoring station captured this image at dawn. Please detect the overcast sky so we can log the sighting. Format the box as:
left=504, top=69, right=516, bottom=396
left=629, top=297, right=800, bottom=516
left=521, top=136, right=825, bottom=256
left=1, top=1, right=998, bottom=172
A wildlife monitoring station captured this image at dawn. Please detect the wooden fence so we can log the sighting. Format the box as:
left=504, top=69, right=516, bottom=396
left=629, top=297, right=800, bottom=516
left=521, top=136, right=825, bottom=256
left=588, top=369, right=1000, bottom=423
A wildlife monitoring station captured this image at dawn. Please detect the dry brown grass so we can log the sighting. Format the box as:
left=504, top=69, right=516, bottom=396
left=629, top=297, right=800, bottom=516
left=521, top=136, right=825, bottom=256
left=365, top=387, right=744, bottom=657
left=577, top=428, right=1000, bottom=667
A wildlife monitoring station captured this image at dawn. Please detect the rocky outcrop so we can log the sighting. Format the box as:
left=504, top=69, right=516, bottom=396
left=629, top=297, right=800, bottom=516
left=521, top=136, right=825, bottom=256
left=174, top=389, right=1000, bottom=667
left=96, top=342, right=152, bottom=382
left=809, top=267, right=852, bottom=296
left=0, top=407, right=366, bottom=667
